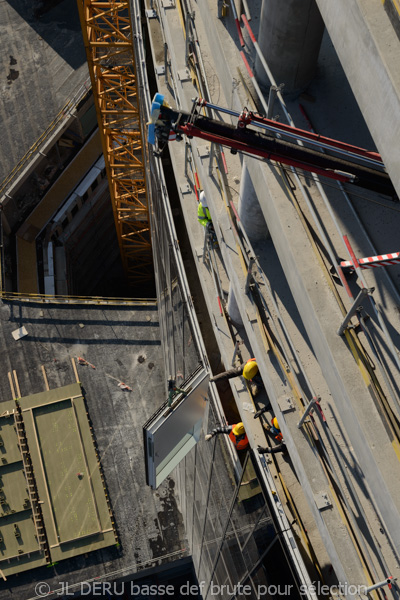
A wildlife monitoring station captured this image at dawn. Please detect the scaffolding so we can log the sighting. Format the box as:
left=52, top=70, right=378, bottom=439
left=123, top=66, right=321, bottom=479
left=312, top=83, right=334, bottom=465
left=77, top=0, right=152, bottom=285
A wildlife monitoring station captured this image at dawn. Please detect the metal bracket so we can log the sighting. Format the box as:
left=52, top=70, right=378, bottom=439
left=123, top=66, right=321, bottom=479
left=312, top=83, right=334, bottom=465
left=244, top=257, right=255, bottom=294
left=167, top=379, right=187, bottom=407
left=231, top=340, right=240, bottom=366
left=177, top=68, right=190, bottom=81
left=179, top=182, right=191, bottom=194
left=145, top=9, right=157, bottom=18
left=277, top=396, right=294, bottom=413
left=337, top=287, right=374, bottom=336
left=197, top=144, right=210, bottom=159
left=267, top=84, right=284, bottom=120
left=314, top=492, right=332, bottom=511
left=297, top=396, right=319, bottom=428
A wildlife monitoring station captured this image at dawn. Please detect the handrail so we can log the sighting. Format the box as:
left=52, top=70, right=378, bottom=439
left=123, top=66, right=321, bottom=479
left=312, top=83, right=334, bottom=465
left=0, top=291, right=156, bottom=306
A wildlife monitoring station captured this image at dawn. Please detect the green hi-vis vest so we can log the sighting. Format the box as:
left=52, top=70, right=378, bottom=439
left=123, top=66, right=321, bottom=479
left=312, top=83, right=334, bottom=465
left=197, top=202, right=211, bottom=226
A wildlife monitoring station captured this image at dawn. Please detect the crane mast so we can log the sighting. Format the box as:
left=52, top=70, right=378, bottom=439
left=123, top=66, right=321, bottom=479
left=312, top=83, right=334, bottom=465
left=77, top=0, right=153, bottom=286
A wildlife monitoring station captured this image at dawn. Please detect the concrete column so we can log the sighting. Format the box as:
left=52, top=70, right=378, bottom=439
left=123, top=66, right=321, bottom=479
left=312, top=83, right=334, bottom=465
left=255, top=0, right=325, bottom=96
left=238, top=160, right=268, bottom=242
left=227, top=284, right=243, bottom=325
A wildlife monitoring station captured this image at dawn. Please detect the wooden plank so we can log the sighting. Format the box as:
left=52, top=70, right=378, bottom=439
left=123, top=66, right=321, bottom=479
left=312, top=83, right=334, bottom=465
left=21, top=394, right=82, bottom=412
left=13, top=371, right=21, bottom=398
left=7, top=372, right=16, bottom=400
left=41, top=365, right=50, bottom=391
left=71, top=356, right=80, bottom=383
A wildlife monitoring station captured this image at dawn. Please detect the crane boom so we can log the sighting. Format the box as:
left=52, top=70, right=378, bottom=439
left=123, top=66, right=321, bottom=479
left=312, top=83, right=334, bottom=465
left=149, top=94, right=396, bottom=199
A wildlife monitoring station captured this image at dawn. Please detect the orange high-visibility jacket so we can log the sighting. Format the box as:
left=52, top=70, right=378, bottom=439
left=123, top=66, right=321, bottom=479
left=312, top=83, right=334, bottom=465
left=229, top=426, right=249, bottom=450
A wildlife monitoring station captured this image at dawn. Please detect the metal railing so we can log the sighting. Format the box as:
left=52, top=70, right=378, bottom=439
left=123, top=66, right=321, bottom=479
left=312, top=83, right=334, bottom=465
left=0, top=291, right=155, bottom=306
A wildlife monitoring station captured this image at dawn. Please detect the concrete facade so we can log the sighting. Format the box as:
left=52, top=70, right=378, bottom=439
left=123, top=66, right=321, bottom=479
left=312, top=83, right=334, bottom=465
left=146, top=0, right=400, bottom=593
left=255, top=0, right=325, bottom=95
left=238, top=159, right=268, bottom=242
left=314, top=0, right=400, bottom=197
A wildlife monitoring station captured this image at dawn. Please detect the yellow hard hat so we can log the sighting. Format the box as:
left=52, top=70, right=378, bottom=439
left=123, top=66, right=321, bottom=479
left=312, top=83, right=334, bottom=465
left=232, top=422, right=245, bottom=436
left=272, top=417, right=279, bottom=430
left=242, top=360, right=258, bottom=380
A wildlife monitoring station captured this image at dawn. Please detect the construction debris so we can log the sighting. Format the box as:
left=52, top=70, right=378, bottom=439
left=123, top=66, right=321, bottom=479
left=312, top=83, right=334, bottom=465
left=77, top=356, right=96, bottom=369
left=118, top=382, right=132, bottom=391
left=11, top=327, right=28, bottom=341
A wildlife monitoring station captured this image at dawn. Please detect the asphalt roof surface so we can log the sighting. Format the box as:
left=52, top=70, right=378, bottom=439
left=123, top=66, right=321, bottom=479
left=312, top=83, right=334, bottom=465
left=0, top=300, right=187, bottom=599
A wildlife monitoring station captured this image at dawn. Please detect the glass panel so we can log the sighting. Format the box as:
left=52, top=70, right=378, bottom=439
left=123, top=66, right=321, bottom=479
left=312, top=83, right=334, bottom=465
left=184, top=449, right=195, bottom=549
left=198, top=544, right=212, bottom=591
left=249, top=540, right=303, bottom=600
left=143, top=368, right=209, bottom=488
left=219, top=534, right=247, bottom=589
left=233, top=581, right=258, bottom=600
left=192, top=504, right=202, bottom=570
left=207, top=552, right=233, bottom=600
left=226, top=456, right=275, bottom=576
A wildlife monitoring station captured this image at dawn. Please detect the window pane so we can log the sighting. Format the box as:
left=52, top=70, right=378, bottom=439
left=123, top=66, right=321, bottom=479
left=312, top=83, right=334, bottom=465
left=143, top=368, right=209, bottom=488
left=229, top=456, right=275, bottom=574
left=249, top=540, right=303, bottom=600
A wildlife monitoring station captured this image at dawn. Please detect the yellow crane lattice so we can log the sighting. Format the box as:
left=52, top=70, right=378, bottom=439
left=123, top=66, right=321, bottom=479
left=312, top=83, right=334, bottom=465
left=77, top=0, right=153, bottom=284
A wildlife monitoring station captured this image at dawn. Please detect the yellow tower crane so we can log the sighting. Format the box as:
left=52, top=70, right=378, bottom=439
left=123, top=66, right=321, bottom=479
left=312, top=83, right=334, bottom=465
left=77, top=0, right=153, bottom=286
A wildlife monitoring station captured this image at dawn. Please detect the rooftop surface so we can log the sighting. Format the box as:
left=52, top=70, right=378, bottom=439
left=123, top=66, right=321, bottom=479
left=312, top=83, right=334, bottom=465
left=0, top=300, right=187, bottom=598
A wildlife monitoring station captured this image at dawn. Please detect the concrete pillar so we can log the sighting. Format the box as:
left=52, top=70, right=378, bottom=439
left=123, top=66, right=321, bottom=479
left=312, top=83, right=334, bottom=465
left=238, top=160, right=268, bottom=242
left=255, top=0, right=325, bottom=97
left=227, top=284, right=243, bottom=325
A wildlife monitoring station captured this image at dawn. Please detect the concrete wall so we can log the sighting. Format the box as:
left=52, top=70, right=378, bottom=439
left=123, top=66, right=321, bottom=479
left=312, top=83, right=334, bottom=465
left=255, top=0, right=324, bottom=96
left=314, top=0, right=400, bottom=197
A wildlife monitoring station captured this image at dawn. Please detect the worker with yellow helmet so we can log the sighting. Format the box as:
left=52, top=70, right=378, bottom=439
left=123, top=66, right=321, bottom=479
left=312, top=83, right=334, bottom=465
left=205, top=422, right=249, bottom=450
left=257, top=416, right=287, bottom=454
left=209, top=357, right=264, bottom=396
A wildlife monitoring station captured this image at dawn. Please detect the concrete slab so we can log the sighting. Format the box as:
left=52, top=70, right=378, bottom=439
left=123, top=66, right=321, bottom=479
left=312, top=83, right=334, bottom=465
left=0, top=0, right=89, bottom=182
left=0, top=301, right=187, bottom=598
left=314, top=0, right=400, bottom=197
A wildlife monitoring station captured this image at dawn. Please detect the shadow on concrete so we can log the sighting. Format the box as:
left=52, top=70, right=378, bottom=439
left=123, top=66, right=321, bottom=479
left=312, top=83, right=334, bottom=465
left=6, top=0, right=86, bottom=70
left=327, top=407, right=400, bottom=572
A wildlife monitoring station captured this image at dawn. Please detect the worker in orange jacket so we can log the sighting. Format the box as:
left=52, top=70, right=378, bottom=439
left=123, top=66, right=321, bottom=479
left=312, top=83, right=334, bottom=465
left=269, top=417, right=283, bottom=442
left=257, top=417, right=287, bottom=454
left=205, top=422, right=249, bottom=450
left=209, top=358, right=265, bottom=396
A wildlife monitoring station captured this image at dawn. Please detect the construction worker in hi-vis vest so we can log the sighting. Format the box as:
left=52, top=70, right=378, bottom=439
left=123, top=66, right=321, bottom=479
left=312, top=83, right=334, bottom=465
left=205, top=422, right=249, bottom=450
left=197, top=191, right=212, bottom=226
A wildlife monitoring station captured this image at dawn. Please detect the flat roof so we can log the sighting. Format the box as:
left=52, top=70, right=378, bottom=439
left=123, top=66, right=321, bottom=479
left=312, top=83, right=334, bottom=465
left=0, top=301, right=186, bottom=598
